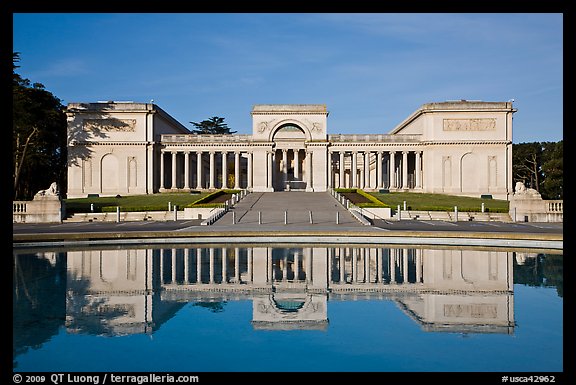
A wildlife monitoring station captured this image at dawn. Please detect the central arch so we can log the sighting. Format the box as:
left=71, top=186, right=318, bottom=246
left=272, top=124, right=308, bottom=191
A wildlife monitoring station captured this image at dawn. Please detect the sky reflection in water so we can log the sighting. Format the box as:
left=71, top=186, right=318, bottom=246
left=13, top=244, right=563, bottom=372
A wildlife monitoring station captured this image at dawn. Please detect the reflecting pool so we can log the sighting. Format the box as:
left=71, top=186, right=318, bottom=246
left=13, top=244, right=563, bottom=372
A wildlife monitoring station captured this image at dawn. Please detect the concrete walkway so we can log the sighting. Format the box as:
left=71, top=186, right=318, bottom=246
left=213, top=191, right=363, bottom=227
left=13, top=191, right=562, bottom=250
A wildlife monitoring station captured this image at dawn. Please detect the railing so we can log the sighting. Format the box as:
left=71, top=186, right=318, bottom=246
left=546, top=200, right=563, bottom=213
left=13, top=201, right=27, bottom=213
left=328, top=134, right=421, bottom=143
left=329, top=188, right=371, bottom=225
left=162, top=134, right=253, bottom=143
left=13, top=198, right=63, bottom=223
left=201, top=190, right=250, bottom=225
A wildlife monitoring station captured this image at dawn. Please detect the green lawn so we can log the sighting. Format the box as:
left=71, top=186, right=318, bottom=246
left=64, top=192, right=213, bottom=214
left=65, top=190, right=510, bottom=214
left=368, top=192, right=509, bottom=213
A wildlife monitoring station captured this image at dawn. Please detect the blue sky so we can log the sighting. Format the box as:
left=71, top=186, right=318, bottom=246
left=13, top=13, right=563, bottom=143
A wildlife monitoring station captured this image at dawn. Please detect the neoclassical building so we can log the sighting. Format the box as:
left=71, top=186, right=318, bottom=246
left=66, top=100, right=515, bottom=199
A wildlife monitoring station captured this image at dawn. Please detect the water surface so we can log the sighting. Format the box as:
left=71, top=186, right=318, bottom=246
left=13, top=244, right=563, bottom=372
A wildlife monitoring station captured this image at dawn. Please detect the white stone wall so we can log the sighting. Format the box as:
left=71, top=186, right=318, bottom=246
left=66, top=103, right=189, bottom=198
left=66, top=101, right=514, bottom=199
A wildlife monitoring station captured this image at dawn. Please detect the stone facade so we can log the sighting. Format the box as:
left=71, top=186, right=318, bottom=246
left=66, top=100, right=515, bottom=199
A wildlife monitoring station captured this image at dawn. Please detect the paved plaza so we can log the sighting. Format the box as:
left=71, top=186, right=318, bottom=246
left=214, top=191, right=361, bottom=227
left=13, top=192, right=562, bottom=251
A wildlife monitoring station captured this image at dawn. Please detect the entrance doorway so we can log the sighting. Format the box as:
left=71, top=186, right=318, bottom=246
left=272, top=124, right=307, bottom=191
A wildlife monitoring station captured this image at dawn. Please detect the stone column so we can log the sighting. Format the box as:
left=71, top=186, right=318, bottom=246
left=184, top=248, right=190, bottom=283
left=247, top=152, right=253, bottom=189
left=307, top=151, right=314, bottom=191
left=376, top=248, right=382, bottom=284
left=196, top=151, right=203, bottom=190
left=222, top=248, right=227, bottom=284
left=282, top=149, right=288, bottom=189
left=222, top=151, right=228, bottom=189
left=389, top=151, right=396, bottom=189
left=339, top=151, right=345, bottom=188
left=416, top=249, right=422, bottom=284
left=160, top=151, right=165, bottom=190
left=267, top=151, right=273, bottom=190
left=234, top=248, right=240, bottom=283
left=327, top=152, right=333, bottom=189
left=351, top=151, right=358, bottom=188
left=209, top=152, right=215, bottom=189
left=377, top=151, right=383, bottom=189
left=365, top=248, right=370, bottom=283
left=282, top=254, right=288, bottom=281
left=328, top=248, right=333, bottom=283
left=171, top=248, right=176, bottom=284
left=294, top=149, right=300, bottom=180
left=402, top=151, right=408, bottom=189
left=305, top=248, right=313, bottom=284
left=339, top=248, right=345, bottom=284
left=294, top=251, right=300, bottom=281
left=184, top=152, right=190, bottom=189
left=415, top=151, right=422, bottom=189
left=171, top=152, right=177, bottom=189
left=209, top=248, right=215, bottom=284
left=196, top=248, right=202, bottom=284
left=234, top=152, right=240, bottom=189
left=352, top=248, right=358, bottom=283
left=267, top=248, right=273, bottom=283
left=390, top=249, right=396, bottom=284
left=247, top=248, right=253, bottom=283
left=364, top=151, right=370, bottom=189
left=403, top=248, right=409, bottom=283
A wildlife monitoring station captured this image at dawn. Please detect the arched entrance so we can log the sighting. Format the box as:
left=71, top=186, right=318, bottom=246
left=272, top=124, right=307, bottom=191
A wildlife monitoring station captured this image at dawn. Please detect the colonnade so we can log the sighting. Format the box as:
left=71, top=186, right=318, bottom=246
left=328, top=149, right=423, bottom=190
left=157, top=247, right=423, bottom=286
left=159, top=147, right=423, bottom=192
left=159, top=150, right=252, bottom=191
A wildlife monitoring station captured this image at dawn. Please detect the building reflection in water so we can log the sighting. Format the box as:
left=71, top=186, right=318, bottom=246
left=50, top=246, right=517, bottom=336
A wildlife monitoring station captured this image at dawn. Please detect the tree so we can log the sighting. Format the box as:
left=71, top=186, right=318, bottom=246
left=512, top=141, right=563, bottom=200
left=189, top=116, right=236, bottom=135
left=13, top=52, right=67, bottom=200
left=540, top=141, right=563, bottom=199
left=513, top=142, right=542, bottom=191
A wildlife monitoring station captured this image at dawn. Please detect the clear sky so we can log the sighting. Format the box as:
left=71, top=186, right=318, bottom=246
left=12, top=13, right=563, bottom=143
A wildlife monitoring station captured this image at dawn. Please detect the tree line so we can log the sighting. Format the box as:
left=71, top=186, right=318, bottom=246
left=12, top=53, right=563, bottom=201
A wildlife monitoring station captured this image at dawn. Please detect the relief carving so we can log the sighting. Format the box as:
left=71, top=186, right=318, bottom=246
left=443, top=119, right=496, bottom=131
left=258, top=119, right=278, bottom=133
left=304, top=119, right=323, bottom=132
left=444, top=304, right=497, bottom=318
left=84, top=119, right=136, bottom=132
left=258, top=122, right=268, bottom=133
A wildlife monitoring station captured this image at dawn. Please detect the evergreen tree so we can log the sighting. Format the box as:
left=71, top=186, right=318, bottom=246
left=189, top=116, right=236, bottom=134
left=13, top=52, right=67, bottom=200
